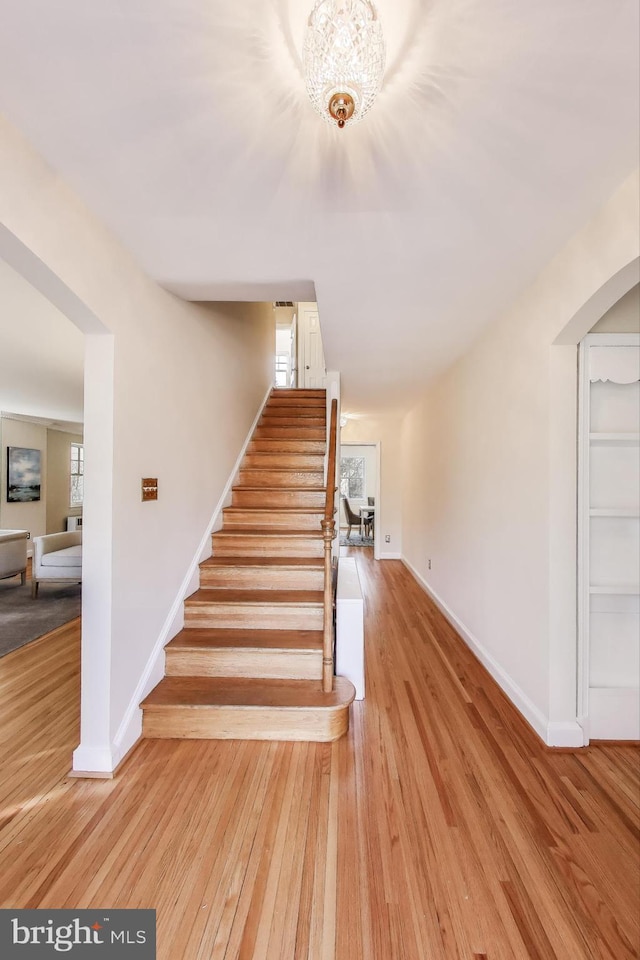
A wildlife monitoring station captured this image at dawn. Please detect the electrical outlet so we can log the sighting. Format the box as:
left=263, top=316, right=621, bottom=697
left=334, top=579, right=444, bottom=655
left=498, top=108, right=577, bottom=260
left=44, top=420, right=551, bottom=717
left=26, top=531, right=31, bottom=539
left=384, top=534, right=391, bottom=543
left=428, top=558, right=432, bottom=570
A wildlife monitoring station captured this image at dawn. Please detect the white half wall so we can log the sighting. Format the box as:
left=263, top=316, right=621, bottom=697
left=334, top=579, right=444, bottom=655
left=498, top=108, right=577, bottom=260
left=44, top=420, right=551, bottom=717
left=0, top=116, right=275, bottom=772
left=400, top=170, right=640, bottom=746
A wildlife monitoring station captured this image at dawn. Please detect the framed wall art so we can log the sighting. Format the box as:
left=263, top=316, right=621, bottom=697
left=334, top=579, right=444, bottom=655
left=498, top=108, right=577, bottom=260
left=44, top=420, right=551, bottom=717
left=7, top=446, right=42, bottom=502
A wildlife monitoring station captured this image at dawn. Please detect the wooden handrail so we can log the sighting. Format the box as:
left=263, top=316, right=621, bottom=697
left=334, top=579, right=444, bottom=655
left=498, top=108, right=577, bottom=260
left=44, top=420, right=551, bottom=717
left=324, top=399, right=338, bottom=522
left=321, top=399, right=338, bottom=692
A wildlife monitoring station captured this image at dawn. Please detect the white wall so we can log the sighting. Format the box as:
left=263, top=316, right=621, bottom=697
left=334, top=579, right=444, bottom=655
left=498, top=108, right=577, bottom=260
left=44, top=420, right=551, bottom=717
left=0, top=259, right=84, bottom=422
left=0, top=116, right=274, bottom=771
left=400, top=170, right=640, bottom=745
left=341, top=415, right=403, bottom=558
left=46, top=428, right=83, bottom=534
left=590, top=284, right=639, bottom=333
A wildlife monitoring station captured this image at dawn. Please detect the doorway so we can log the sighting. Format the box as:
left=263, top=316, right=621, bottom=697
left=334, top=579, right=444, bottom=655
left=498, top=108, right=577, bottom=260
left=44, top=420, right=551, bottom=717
left=297, top=301, right=326, bottom=389
left=577, top=332, right=640, bottom=741
left=339, top=441, right=380, bottom=560
left=274, top=303, right=297, bottom=388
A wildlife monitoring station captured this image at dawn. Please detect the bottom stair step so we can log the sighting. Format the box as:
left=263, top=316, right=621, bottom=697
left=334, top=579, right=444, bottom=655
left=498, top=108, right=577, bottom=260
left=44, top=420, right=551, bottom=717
left=141, top=676, right=356, bottom=742
left=165, top=628, right=323, bottom=680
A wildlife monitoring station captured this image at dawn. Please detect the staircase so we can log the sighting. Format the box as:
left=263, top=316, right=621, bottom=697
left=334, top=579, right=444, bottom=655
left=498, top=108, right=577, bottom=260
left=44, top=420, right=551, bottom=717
left=141, top=388, right=355, bottom=741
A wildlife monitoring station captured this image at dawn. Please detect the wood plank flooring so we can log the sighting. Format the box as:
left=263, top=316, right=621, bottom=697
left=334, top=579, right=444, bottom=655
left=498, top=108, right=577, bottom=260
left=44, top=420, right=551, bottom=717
left=0, top=549, right=638, bottom=959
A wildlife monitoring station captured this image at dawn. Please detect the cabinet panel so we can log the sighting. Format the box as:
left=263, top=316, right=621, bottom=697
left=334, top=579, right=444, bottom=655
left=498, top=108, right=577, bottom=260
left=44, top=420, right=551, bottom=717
left=590, top=381, right=640, bottom=433
left=590, top=688, right=640, bottom=740
left=590, top=444, right=640, bottom=511
left=590, top=609, right=640, bottom=688
left=589, top=516, right=639, bottom=587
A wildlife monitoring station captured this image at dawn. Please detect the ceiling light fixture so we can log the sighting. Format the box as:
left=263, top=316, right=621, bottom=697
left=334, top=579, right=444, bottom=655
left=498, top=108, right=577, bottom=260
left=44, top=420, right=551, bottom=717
left=303, top=0, right=386, bottom=130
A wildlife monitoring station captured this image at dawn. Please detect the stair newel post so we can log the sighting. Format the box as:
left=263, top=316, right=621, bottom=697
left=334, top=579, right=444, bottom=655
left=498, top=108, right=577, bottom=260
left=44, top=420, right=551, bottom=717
left=322, top=398, right=339, bottom=693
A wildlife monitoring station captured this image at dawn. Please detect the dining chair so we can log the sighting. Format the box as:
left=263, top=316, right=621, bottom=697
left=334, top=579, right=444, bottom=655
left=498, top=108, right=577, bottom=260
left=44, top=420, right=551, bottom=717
left=342, top=497, right=373, bottom=539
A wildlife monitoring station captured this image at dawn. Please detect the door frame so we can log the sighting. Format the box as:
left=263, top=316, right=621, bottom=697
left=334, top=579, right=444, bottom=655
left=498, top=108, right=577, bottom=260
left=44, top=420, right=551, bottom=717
left=577, top=332, right=640, bottom=742
left=339, top=440, right=381, bottom=560
left=297, top=301, right=326, bottom=389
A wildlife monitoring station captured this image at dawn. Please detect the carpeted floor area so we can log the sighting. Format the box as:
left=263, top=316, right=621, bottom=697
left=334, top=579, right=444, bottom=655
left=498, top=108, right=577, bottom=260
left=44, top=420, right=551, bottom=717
left=0, top=576, right=81, bottom=657
left=339, top=533, right=374, bottom=547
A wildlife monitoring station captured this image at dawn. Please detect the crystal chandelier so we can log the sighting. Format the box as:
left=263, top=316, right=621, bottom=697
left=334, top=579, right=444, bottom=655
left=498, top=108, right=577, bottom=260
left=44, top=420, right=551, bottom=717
left=303, top=0, right=386, bottom=129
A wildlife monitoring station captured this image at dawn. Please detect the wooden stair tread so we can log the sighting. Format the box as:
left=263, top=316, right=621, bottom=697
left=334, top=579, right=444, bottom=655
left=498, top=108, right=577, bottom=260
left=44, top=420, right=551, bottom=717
left=248, top=441, right=325, bottom=452
left=267, top=394, right=325, bottom=400
left=224, top=506, right=324, bottom=513
left=263, top=410, right=327, bottom=417
left=213, top=528, right=324, bottom=537
left=232, top=486, right=325, bottom=493
left=236, top=475, right=323, bottom=488
left=255, top=430, right=325, bottom=437
left=186, top=588, right=323, bottom=605
left=201, top=557, right=323, bottom=569
left=266, top=405, right=325, bottom=413
left=239, top=466, right=323, bottom=473
left=260, top=418, right=325, bottom=426
left=267, top=393, right=325, bottom=400
left=167, top=628, right=323, bottom=650
left=142, top=676, right=355, bottom=709
left=271, top=389, right=325, bottom=397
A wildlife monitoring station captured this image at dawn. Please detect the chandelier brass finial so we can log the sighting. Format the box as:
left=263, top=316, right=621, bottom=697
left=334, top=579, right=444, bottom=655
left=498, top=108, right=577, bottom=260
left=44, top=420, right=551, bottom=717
left=328, top=93, right=355, bottom=129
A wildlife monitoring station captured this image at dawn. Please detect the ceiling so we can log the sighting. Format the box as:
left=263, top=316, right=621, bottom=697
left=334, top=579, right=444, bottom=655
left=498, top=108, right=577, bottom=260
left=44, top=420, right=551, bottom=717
left=0, top=0, right=638, bottom=415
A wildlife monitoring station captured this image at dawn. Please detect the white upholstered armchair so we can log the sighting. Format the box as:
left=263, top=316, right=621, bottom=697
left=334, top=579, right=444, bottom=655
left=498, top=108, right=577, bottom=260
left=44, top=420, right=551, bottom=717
left=32, top=531, right=82, bottom=598
left=0, top=530, right=28, bottom=585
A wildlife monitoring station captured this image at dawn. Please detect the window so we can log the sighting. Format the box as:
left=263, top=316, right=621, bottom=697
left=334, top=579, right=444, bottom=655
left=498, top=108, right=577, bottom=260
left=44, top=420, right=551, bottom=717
left=340, top=457, right=365, bottom=499
left=70, top=442, right=84, bottom=506
left=275, top=354, right=289, bottom=387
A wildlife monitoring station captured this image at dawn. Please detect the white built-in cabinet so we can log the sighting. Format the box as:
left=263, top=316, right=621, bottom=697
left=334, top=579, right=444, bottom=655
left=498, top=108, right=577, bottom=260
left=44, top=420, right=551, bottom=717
left=578, top=334, right=640, bottom=741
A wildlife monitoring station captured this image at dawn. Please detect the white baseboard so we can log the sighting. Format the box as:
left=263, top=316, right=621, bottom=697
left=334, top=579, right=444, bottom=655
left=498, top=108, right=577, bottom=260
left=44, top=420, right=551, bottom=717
left=72, top=744, right=117, bottom=775
left=380, top=551, right=402, bottom=560
left=97, top=386, right=273, bottom=774
left=402, top=556, right=558, bottom=746
left=546, top=721, right=585, bottom=747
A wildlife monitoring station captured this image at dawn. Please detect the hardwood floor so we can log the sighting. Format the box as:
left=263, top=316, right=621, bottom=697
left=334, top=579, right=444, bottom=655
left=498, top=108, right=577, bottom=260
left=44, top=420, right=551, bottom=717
left=0, top=549, right=638, bottom=958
